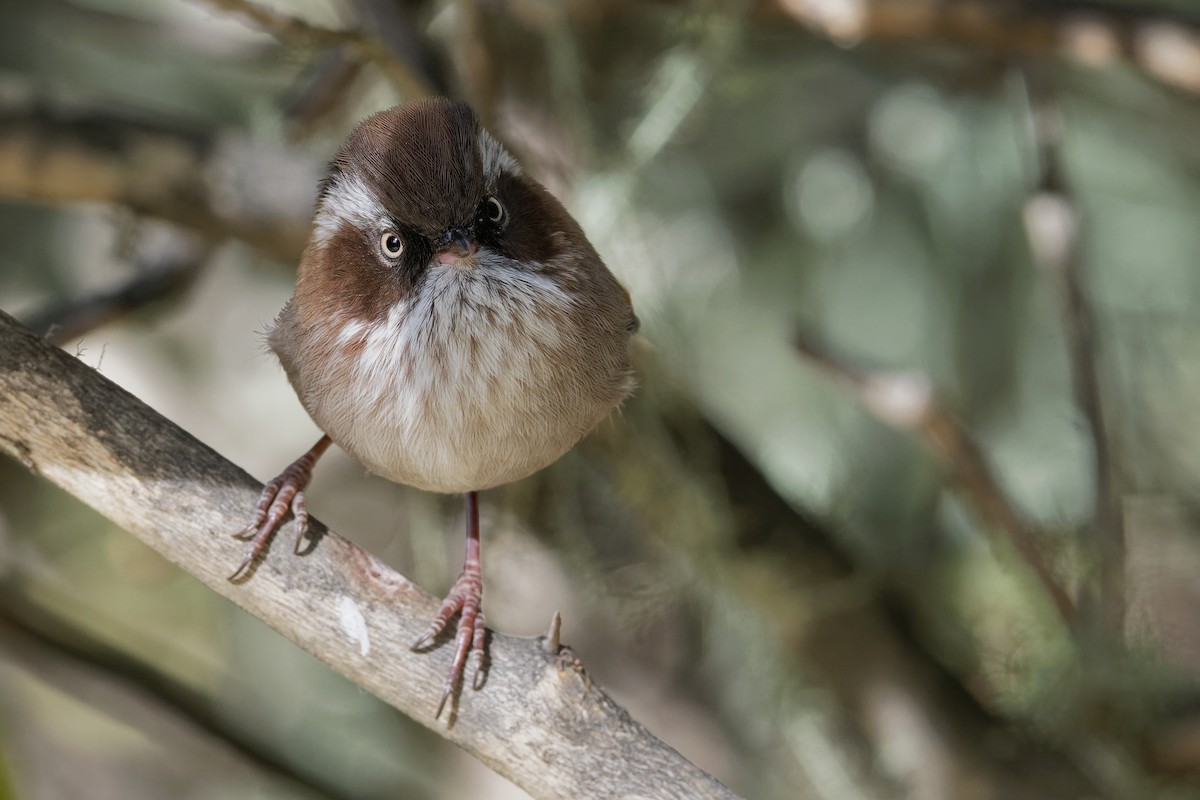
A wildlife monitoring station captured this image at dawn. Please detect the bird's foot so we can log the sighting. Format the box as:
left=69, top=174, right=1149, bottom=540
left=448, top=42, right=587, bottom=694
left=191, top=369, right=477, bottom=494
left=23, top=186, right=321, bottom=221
left=412, top=564, right=487, bottom=718
left=229, top=435, right=331, bottom=581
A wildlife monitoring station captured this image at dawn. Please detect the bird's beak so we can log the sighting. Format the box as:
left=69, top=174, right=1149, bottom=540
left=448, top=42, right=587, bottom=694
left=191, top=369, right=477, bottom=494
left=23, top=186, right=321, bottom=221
left=434, top=227, right=477, bottom=264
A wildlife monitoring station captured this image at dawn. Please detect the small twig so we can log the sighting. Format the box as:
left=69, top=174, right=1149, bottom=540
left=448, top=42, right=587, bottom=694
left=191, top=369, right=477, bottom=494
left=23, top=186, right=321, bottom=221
left=543, top=611, right=562, bottom=655
left=794, top=333, right=1077, bottom=623
left=199, top=0, right=432, bottom=99
left=282, top=50, right=369, bottom=130
left=1019, top=68, right=1125, bottom=633
left=22, top=241, right=213, bottom=346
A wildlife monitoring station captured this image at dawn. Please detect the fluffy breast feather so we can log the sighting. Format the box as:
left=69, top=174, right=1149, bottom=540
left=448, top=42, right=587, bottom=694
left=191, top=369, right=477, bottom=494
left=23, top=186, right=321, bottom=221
left=272, top=257, right=633, bottom=494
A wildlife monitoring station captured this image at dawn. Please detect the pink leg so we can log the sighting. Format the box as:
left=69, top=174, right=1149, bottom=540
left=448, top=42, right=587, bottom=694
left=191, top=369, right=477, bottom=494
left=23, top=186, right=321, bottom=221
left=229, top=435, right=332, bottom=582
left=412, top=490, right=487, bottom=718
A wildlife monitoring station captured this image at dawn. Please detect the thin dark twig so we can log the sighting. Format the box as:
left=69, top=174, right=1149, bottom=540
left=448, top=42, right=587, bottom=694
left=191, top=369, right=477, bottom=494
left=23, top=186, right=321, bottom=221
left=198, top=0, right=432, bottom=98
left=350, top=0, right=448, bottom=94
left=22, top=248, right=211, bottom=346
left=1020, top=68, right=1125, bottom=632
left=794, top=333, right=1077, bottom=623
left=282, top=0, right=446, bottom=131
left=283, top=50, right=368, bottom=130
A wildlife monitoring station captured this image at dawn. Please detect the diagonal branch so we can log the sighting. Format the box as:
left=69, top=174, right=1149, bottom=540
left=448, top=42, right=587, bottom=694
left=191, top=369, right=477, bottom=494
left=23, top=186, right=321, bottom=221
left=0, top=309, right=741, bottom=800
left=1020, top=69, right=1125, bottom=632
left=770, top=0, right=1200, bottom=95
left=795, top=332, right=1077, bottom=624
left=199, top=0, right=433, bottom=98
left=0, top=105, right=310, bottom=263
left=22, top=235, right=214, bottom=345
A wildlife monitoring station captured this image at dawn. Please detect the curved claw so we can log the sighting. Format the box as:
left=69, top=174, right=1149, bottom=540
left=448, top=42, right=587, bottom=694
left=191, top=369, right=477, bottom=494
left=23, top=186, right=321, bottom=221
left=434, top=685, right=454, bottom=720
left=229, top=436, right=330, bottom=582
left=292, top=503, right=315, bottom=556
left=232, top=475, right=284, bottom=543
left=411, top=628, right=440, bottom=652
left=228, top=550, right=257, bottom=583
left=228, top=540, right=268, bottom=583
left=228, top=487, right=308, bottom=582
left=434, top=626, right=487, bottom=715
left=417, top=566, right=486, bottom=719
left=470, top=629, right=489, bottom=691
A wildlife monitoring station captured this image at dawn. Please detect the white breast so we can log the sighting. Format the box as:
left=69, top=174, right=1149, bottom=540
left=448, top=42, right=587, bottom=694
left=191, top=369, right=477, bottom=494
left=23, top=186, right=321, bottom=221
left=290, top=258, right=628, bottom=493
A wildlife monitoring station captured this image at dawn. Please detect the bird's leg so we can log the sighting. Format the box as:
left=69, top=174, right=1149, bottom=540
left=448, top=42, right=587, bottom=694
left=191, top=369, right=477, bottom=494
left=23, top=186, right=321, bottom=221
left=229, top=435, right=333, bottom=582
left=412, top=490, right=487, bottom=718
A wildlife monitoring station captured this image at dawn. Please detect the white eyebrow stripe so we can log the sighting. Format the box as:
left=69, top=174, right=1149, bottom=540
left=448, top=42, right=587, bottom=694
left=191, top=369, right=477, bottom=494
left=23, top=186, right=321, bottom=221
left=478, top=129, right=521, bottom=181
left=313, top=171, right=388, bottom=246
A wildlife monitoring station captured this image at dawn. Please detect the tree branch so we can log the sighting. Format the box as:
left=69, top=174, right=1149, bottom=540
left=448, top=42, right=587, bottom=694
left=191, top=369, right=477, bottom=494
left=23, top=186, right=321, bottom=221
left=794, top=332, right=1077, bottom=624
left=1020, top=68, right=1125, bottom=632
left=198, top=0, right=433, bottom=99
left=769, top=0, right=1200, bottom=95
left=22, top=234, right=213, bottom=345
left=0, top=105, right=310, bottom=262
left=0, top=309, right=740, bottom=800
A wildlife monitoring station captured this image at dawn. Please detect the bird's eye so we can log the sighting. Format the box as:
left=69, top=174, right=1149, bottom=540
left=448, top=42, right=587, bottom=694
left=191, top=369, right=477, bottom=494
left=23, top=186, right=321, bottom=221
left=379, top=230, right=404, bottom=259
left=485, top=196, right=506, bottom=226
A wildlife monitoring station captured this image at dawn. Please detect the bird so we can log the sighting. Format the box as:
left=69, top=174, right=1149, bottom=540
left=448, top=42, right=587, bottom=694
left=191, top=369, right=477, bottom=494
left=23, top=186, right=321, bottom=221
left=229, top=97, right=637, bottom=717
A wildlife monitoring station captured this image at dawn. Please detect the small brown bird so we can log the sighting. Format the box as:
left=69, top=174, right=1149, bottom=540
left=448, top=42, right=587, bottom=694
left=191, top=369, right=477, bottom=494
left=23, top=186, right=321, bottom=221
left=231, top=98, right=636, bottom=716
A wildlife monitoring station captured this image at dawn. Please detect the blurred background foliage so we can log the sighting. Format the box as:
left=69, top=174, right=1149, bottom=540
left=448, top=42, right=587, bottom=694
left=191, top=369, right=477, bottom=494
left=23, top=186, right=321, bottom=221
left=3, top=0, right=1200, bottom=798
